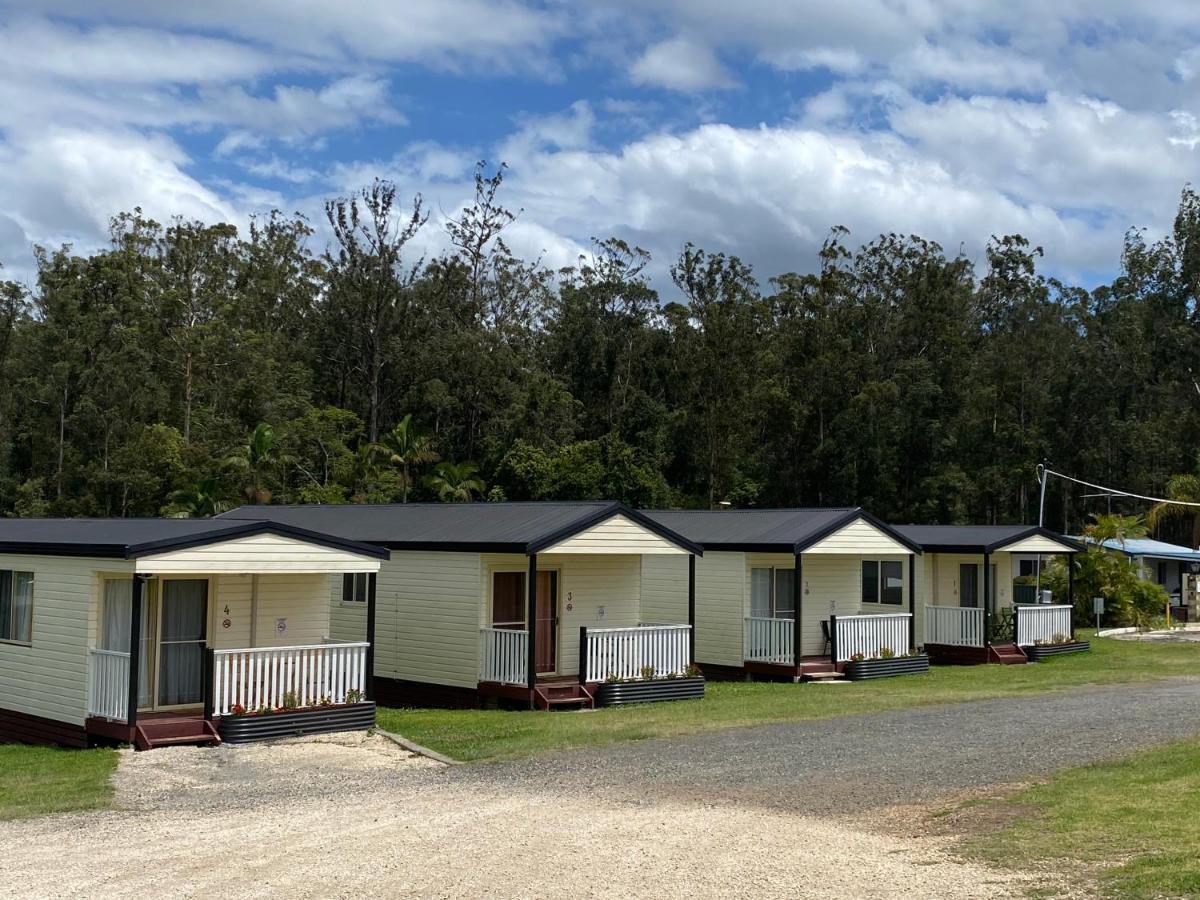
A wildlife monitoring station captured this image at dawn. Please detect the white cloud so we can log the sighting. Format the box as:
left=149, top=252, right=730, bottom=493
left=630, top=36, right=736, bottom=91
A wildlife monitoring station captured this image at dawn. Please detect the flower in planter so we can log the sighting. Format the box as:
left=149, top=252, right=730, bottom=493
left=638, top=664, right=657, bottom=681
left=1051, top=633, right=1069, bottom=644
left=878, top=646, right=896, bottom=659
left=344, top=688, right=363, bottom=705
left=228, top=703, right=247, bottom=717
left=849, top=652, right=866, bottom=662
left=282, top=690, right=300, bottom=710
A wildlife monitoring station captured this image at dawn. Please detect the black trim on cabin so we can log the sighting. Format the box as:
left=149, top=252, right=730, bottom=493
left=899, top=525, right=1084, bottom=555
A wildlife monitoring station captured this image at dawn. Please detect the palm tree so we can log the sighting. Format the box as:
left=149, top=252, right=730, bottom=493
left=379, top=414, right=439, bottom=503
left=1147, top=474, right=1200, bottom=549
left=224, top=422, right=282, bottom=504
left=166, top=476, right=228, bottom=518
left=1083, top=512, right=1149, bottom=549
left=349, top=443, right=385, bottom=503
left=425, top=461, right=485, bottom=503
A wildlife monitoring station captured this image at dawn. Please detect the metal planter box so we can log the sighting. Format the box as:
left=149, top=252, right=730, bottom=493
left=594, top=677, right=705, bottom=707
left=843, top=654, right=930, bottom=681
left=217, top=702, right=376, bottom=743
left=1024, top=641, right=1090, bottom=662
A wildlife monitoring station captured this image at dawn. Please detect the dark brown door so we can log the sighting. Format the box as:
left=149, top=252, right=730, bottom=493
left=535, top=571, right=558, bottom=674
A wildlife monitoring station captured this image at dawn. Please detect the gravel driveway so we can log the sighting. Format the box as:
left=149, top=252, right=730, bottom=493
left=4, top=679, right=1200, bottom=899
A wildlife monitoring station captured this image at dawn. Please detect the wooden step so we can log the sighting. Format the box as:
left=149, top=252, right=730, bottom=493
left=134, top=718, right=221, bottom=750
left=801, top=670, right=847, bottom=683
left=533, top=684, right=595, bottom=711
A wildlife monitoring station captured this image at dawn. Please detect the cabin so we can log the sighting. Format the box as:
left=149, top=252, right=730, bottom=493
left=639, top=508, right=926, bottom=680
left=0, top=519, right=386, bottom=749
left=1082, top=536, right=1200, bottom=621
left=219, top=502, right=702, bottom=710
left=892, top=525, right=1084, bottom=664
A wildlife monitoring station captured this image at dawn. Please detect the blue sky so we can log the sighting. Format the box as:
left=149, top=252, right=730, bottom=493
left=1, top=1, right=1199, bottom=291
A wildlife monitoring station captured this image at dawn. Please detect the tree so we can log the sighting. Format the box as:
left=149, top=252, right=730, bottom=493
left=166, top=476, right=228, bottom=518
left=1147, top=474, right=1200, bottom=549
left=425, top=461, right=485, bottom=503
left=379, top=414, right=439, bottom=503
left=224, top=423, right=283, bottom=504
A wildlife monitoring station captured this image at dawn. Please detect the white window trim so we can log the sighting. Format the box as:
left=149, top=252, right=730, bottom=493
left=750, top=566, right=796, bottom=619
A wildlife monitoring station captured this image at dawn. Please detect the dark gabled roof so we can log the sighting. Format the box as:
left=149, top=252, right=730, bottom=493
left=892, top=524, right=1083, bottom=554
left=218, top=501, right=703, bottom=555
left=643, top=507, right=923, bottom=554
left=0, top=518, right=390, bottom=560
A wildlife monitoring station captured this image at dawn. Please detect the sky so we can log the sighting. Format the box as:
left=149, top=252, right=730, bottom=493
left=1, top=1, right=1199, bottom=291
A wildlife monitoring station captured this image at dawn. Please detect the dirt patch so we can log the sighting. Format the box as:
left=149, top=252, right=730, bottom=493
left=0, top=733, right=1044, bottom=899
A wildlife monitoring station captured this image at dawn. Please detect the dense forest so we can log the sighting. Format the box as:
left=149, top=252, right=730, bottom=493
left=2, top=165, right=1200, bottom=535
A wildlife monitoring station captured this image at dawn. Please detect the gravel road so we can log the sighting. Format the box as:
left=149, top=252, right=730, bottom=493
left=3, top=678, right=1199, bottom=899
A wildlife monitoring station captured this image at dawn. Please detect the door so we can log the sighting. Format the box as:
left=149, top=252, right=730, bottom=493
left=157, top=579, right=208, bottom=707
left=959, top=564, right=979, bottom=608
left=534, top=571, right=558, bottom=674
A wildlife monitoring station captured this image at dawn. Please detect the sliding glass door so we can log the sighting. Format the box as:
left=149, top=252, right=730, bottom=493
left=158, top=580, right=208, bottom=707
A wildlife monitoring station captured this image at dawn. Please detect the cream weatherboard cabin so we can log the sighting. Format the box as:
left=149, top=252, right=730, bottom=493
left=0, top=519, right=386, bottom=749
left=641, top=508, right=927, bottom=679
left=892, top=525, right=1084, bottom=664
left=219, top=502, right=703, bottom=709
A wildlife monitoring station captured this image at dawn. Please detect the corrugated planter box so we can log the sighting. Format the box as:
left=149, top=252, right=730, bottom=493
left=843, top=654, right=929, bottom=681
left=218, top=701, right=376, bottom=743
left=1024, top=641, right=1090, bottom=661
left=594, top=677, right=705, bottom=707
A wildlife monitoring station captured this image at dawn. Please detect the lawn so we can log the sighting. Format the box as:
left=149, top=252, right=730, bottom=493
left=0, top=744, right=118, bottom=821
left=377, top=632, right=1200, bottom=762
left=959, top=736, right=1200, bottom=898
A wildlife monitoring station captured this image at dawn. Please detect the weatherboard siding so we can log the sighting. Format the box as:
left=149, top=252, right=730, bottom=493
left=694, top=552, right=746, bottom=667
left=135, top=532, right=380, bottom=574
left=540, top=514, right=685, bottom=555
left=0, top=554, right=127, bottom=727
left=639, top=554, right=689, bottom=626
left=924, top=552, right=1014, bottom=611
left=999, top=534, right=1077, bottom=554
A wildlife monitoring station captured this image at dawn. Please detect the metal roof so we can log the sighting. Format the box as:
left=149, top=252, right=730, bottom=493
left=892, top=524, right=1083, bottom=554
left=643, top=507, right=923, bottom=553
left=1081, top=537, right=1200, bottom=561
left=219, top=501, right=703, bottom=555
left=0, top=518, right=390, bottom=560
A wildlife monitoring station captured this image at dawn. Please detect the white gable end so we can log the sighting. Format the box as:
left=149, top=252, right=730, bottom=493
left=804, top=517, right=911, bottom=555
left=136, top=532, right=382, bottom=574
left=540, top=514, right=687, bottom=555
left=998, top=534, right=1076, bottom=554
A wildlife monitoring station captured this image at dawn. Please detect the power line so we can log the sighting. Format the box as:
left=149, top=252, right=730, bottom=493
left=1037, top=465, right=1200, bottom=513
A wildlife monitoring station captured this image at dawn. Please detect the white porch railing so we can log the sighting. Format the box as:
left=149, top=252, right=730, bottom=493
left=584, top=624, right=691, bottom=682
left=924, top=605, right=985, bottom=647
left=744, top=616, right=794, bottom=664
left=88, top=648, right=130, bottom=721
left=833, top=613, right=911, bottom=662
left=1015, top=605, right=1073, bottom=646
left=479, top=627, right=528, bottom=685
left=212, top=642, right=368, bottom=716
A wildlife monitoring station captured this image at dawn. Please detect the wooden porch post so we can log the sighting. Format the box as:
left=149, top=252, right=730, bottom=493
left=126, top=574, right=146, bottom=732
left=982, top=552, right=992, bottom=647
left=792, top=551, right=803, bottom=672
left=365, top=572, right=378, bottom=701
left=202, top=648, right=215, bottom=723
left=907, top=553, right=916, bottom=652
left=687, top=554, right=696, bottom=664
left=1067, top=552, right=1076, bottom=640
left=526, top=553, right=538, bottom=709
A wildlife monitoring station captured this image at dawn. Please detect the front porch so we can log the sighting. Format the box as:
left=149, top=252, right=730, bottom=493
left=84, top=530, right=385, bottom=748
left=479, top=622, right=698, bottom=709
left=923, top=603, right=1079, bottom=665
left=743, top=611, right=915, bottom=680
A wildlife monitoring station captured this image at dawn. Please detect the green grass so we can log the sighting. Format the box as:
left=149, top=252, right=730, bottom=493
left=0, top=744, right=118, bottom=821
left=960, top=736, right=1200, bottom=898
left=377, top=631, right=1199, bottom=762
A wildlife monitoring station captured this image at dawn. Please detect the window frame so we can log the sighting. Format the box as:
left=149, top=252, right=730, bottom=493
left=340, top=572, right=370, bottom=606
left=750, top=566, right=796, bottom=620
left=862, top=559, right=904, bottom=607
left=0, top=569, right=34, bottom=646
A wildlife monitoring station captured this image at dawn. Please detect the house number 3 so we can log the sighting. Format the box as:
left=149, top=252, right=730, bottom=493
left=566, top=591, right=573, bottom=612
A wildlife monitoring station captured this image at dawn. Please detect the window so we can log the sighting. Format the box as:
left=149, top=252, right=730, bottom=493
left=0, top=570, right=33, bottom=644
left=1018, top=559, right=1037, bottom=578
left=341, top=572, right=369, bottom=604
left=862, top=560, right=904, bottom=606
left=492, top=572, right=526, bottom=628
left=1157, top=562, right=1168, bottom=585
left=750, top=567, right=795, bottom=619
